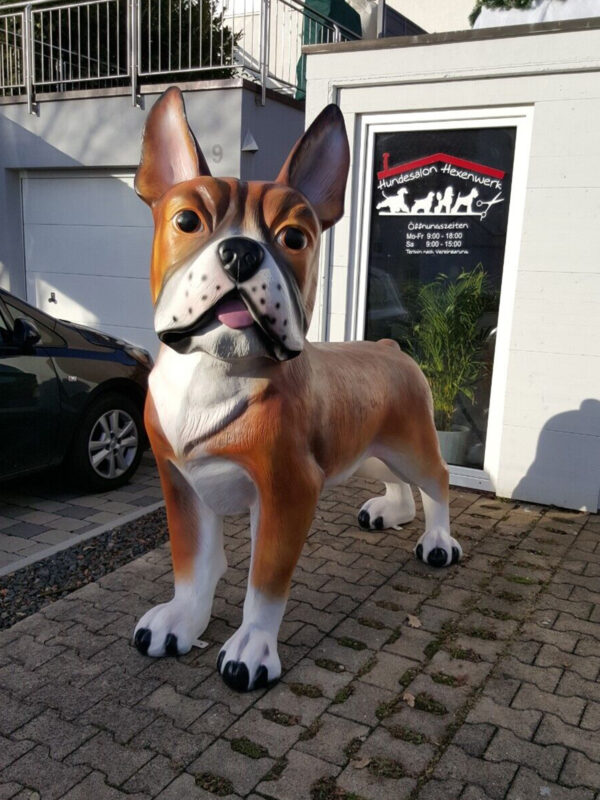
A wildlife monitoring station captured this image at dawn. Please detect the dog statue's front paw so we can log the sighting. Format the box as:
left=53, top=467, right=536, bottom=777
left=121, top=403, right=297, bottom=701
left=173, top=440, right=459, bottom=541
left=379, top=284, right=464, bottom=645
left=415, top=527, right=462, bottom=568
left=133, top=599, right=209, bottom=657
left=217, top=624, right=281, bottom=692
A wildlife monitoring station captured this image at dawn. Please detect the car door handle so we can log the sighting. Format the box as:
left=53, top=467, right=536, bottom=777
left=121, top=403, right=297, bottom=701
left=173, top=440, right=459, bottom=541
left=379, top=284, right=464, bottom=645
left=48, top=292, right=57, bottom=303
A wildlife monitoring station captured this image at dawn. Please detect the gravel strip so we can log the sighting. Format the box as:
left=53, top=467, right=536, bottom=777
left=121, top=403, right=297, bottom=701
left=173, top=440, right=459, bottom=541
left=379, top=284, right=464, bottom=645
left=0, top=508, right=168, bottom=629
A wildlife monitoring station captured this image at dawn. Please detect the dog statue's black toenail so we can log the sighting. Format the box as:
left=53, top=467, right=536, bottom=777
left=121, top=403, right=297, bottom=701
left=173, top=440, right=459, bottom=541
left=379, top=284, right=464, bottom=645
left=253, top=665, right=269, bottom=690
left=357, top=510, right=371, bottom=529
left=427, top=547, right=448, bottom=568
left=134, top=628, right=152, bottom=655
left=373, top=516, right=384, bottom=530
left=416, top=544, right=424, bottom=561
left=165, top=633, right=179, bottom=656
left=217, top=651, right=225, bottom=672
left=222, top=660, right=250, bottom=692
left=451, top=546, right=460, bottom=565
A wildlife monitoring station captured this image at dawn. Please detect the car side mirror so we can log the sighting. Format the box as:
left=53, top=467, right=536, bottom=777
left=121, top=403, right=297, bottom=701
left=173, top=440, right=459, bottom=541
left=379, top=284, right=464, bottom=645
left=13, top=317, right=41, bottom=350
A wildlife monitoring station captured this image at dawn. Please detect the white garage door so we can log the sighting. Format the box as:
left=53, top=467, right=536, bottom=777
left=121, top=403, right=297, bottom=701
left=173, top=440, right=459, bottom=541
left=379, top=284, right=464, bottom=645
left=22, top=171, right=158, bottom=356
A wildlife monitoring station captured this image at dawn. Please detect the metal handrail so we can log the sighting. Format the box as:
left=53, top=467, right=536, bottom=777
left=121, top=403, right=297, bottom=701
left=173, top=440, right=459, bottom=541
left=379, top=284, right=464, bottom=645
left=0, top=0, right=360, bottom=111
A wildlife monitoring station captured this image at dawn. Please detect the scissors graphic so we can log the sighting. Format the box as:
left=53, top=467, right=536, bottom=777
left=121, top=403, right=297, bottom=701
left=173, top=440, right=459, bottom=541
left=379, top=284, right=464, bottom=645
left=476, top=191, right=504, bottom=220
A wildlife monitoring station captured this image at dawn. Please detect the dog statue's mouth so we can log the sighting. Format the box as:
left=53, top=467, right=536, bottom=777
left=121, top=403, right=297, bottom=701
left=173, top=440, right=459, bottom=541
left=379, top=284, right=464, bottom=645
left=158, top=291, right=300, bottom=362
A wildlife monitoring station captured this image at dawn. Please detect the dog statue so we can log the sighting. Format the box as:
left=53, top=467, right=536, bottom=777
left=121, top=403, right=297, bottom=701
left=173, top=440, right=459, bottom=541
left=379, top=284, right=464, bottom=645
left=132, top=87, right=462, bottom=691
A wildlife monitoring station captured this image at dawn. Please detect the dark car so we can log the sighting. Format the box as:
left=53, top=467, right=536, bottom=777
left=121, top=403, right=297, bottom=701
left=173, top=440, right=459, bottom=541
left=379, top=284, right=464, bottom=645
left=0, top=288, right=153, bottom=491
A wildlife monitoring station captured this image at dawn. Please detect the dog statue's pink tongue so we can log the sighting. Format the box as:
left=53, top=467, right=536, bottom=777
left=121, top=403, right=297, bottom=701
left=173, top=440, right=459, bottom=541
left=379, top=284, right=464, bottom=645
left=216, top=298, right=254, bottom=329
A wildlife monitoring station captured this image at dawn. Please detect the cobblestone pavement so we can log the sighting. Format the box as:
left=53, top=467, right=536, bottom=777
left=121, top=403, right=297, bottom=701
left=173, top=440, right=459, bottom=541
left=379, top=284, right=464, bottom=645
left=0, top=478, right=599, bottom=799
left=0, top=454, right=163, bottom=576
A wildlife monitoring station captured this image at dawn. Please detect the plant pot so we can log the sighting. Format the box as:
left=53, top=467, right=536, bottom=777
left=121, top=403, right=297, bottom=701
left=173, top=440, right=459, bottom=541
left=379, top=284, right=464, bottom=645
left=436, top=426, right=469, bottom=465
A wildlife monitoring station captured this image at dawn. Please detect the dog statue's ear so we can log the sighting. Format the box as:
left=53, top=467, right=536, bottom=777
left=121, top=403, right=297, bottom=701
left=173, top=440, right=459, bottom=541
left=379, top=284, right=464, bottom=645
left=135, top=87, right=211, bottom=207
left=276, top=105, right=349, bottom=230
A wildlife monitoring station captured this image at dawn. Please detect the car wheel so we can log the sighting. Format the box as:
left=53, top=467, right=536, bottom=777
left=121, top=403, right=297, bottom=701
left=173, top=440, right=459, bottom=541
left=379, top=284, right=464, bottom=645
left=69, top=392, right=144, bottom=491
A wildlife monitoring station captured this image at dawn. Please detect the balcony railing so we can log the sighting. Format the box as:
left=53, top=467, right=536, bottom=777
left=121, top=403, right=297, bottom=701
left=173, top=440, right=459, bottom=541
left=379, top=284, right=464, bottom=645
left=0, top=0, right=360, bottom=111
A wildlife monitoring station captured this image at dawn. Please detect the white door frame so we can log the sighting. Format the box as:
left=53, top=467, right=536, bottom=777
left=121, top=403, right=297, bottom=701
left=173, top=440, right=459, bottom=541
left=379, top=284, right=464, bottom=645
left=349, top=107, right=534, bottom=492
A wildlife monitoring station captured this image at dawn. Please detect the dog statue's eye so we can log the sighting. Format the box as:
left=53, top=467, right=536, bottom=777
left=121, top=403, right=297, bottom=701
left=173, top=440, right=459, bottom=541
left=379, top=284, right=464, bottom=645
left=175, top=210, right=202, bottom=233
left=278, top=226, right=307, bottom=251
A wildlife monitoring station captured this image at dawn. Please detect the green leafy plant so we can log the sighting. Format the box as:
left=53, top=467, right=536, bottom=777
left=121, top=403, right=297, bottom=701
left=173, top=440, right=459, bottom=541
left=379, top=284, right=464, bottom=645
left=410, top=265, right=492, bottom=431
left=470, top=0, right=544, bottom=26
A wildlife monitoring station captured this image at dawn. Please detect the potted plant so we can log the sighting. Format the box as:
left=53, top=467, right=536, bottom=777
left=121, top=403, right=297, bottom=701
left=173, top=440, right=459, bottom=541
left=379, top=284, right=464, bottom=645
left=409, top=265, right=493, bottom=464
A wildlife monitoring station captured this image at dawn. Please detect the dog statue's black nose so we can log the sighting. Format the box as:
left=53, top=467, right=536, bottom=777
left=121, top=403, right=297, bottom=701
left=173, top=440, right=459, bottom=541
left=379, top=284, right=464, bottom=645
left=218, top=237, right=264, bottom=283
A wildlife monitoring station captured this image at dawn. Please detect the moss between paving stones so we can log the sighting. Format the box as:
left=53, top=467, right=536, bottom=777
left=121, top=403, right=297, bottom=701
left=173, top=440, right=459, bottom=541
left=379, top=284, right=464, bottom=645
left=367, top=757, right=405, bottom=779
left=343, top=737, right=363, bottom=760
left=462, top=627, right=498, bottom=641
left=195, top=772, right=234, bottom=796
left=315, top=658, right=346, bottom=673
left=357, top=617, right=386, bottom=630
left=447, top=647, right=483, bottom=662
left=299, top=719, right=323, bottom=741
left=431, top=671, right=460, bottom=687
left=263, top=756, right=288, bottom=781
left=337, top=636, right=367, bottom=651
left=230, top=736, right=269, bottom=759
left=311, top=776, right=366, bottom=800
left=386, top=725, right=429, bottom=745
left=332, top=684, right=355, bottom=704
left=398, top=667, right=419, bottom=688
left=0, top=507, right=168, bottom=629
left=261, top=708, right=300, bottom=726
left=414, top=692, right=448, bottom=716
left=356, top=654, right=378, bottom=678
left=288, top=682, right=323, bottom=698
left=376, top=599, right=402, bottom=610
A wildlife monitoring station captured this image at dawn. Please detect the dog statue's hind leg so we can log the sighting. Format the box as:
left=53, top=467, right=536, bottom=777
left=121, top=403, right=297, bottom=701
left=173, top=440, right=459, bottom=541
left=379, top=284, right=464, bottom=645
left=358, top=479, right=416, bottom=531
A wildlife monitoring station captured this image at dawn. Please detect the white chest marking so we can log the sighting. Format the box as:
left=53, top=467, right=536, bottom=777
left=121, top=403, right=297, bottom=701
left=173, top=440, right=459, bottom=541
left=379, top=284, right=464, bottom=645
left=149, top=347, right=261, bottom=459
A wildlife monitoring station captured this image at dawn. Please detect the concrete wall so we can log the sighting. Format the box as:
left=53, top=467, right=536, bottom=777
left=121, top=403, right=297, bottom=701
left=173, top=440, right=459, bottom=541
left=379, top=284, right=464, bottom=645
left=387, top=0, right=474, bottom=32
left=304, top=22, right=600, bottom=510
left=0, top=83, right=304, bottom=296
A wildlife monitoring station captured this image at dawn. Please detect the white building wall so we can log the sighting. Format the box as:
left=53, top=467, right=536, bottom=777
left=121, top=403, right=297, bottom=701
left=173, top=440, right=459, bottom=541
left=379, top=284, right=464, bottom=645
left=387, top=0, right=474, bottom=32
left=304, top=23, right=600, bottom=510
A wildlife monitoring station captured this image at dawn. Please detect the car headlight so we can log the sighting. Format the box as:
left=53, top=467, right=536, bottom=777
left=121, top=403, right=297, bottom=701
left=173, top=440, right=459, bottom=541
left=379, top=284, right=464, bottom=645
left=124, top=346, right=154, bottom=368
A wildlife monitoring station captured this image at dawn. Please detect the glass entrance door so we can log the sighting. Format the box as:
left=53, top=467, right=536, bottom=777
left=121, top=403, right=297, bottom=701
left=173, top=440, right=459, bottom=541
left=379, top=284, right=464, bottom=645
left=363, top=125, right=517, bottom=469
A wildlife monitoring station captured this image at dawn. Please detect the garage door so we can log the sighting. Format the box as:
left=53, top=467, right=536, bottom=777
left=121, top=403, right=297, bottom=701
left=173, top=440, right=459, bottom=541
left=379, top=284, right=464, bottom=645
left=22, top=171, right=158, bottom=356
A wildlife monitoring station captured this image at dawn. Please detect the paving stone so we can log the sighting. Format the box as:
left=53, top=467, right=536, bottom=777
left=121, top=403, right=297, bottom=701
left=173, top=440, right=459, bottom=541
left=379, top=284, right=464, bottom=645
left=0, top=691, right=43, bottom=736
left=79, top=699, right=157, bottom=745
left=141, top=684, right=213, bottom=729
left=500, top=655, right=562, bottom=691
left=453, top=723, right=496, bottom=757
left=535, top=714, right=600, bottom=761
left=434, top=745, right=518, bottom=800
left=225, top=707, right=303, bottom=759
left=329, top=680, right=397, bottom=727
left=485, top=727, right=567, bottom=781
left=417, top=778, right=465, bottom=799
left=2, top=745, right=90, bottom=800
left=154, top=773, right=241, bottom=800
left=360, top=725, right=435, bottom=776
left=0, top=736, right=36, bottom=771
left=62, top=771, right=150, bottom=799
left=512, top=682, right=586, bottom=725
left=337, top=760, right=416, bottom=800
left=12, top=709, right=97, bottom=760
left=122, top=754, right=182, bottom=796
left=467, top=696, right=542, bottom=739
left=358, top=650, right=419, bottom=692
left=560, top=751, right=600, bottom=789
left=130, top=715, right=210, bottom=766
left=189, top=737, right=274, bottom=796
left=0, top=783, right=23, bottom=799
left=506, top=766, right=595, bottom=800
left=295, top=712, right=370, bottom=766
left=283, top=657, right=353, bottom=699
left=580, top=701, right=600, bottom=731
left=67, top=730, right=153, bottom=785
left=556, top=671, right=600, bottom=703
left=255, top=681, right=330, bottom=726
